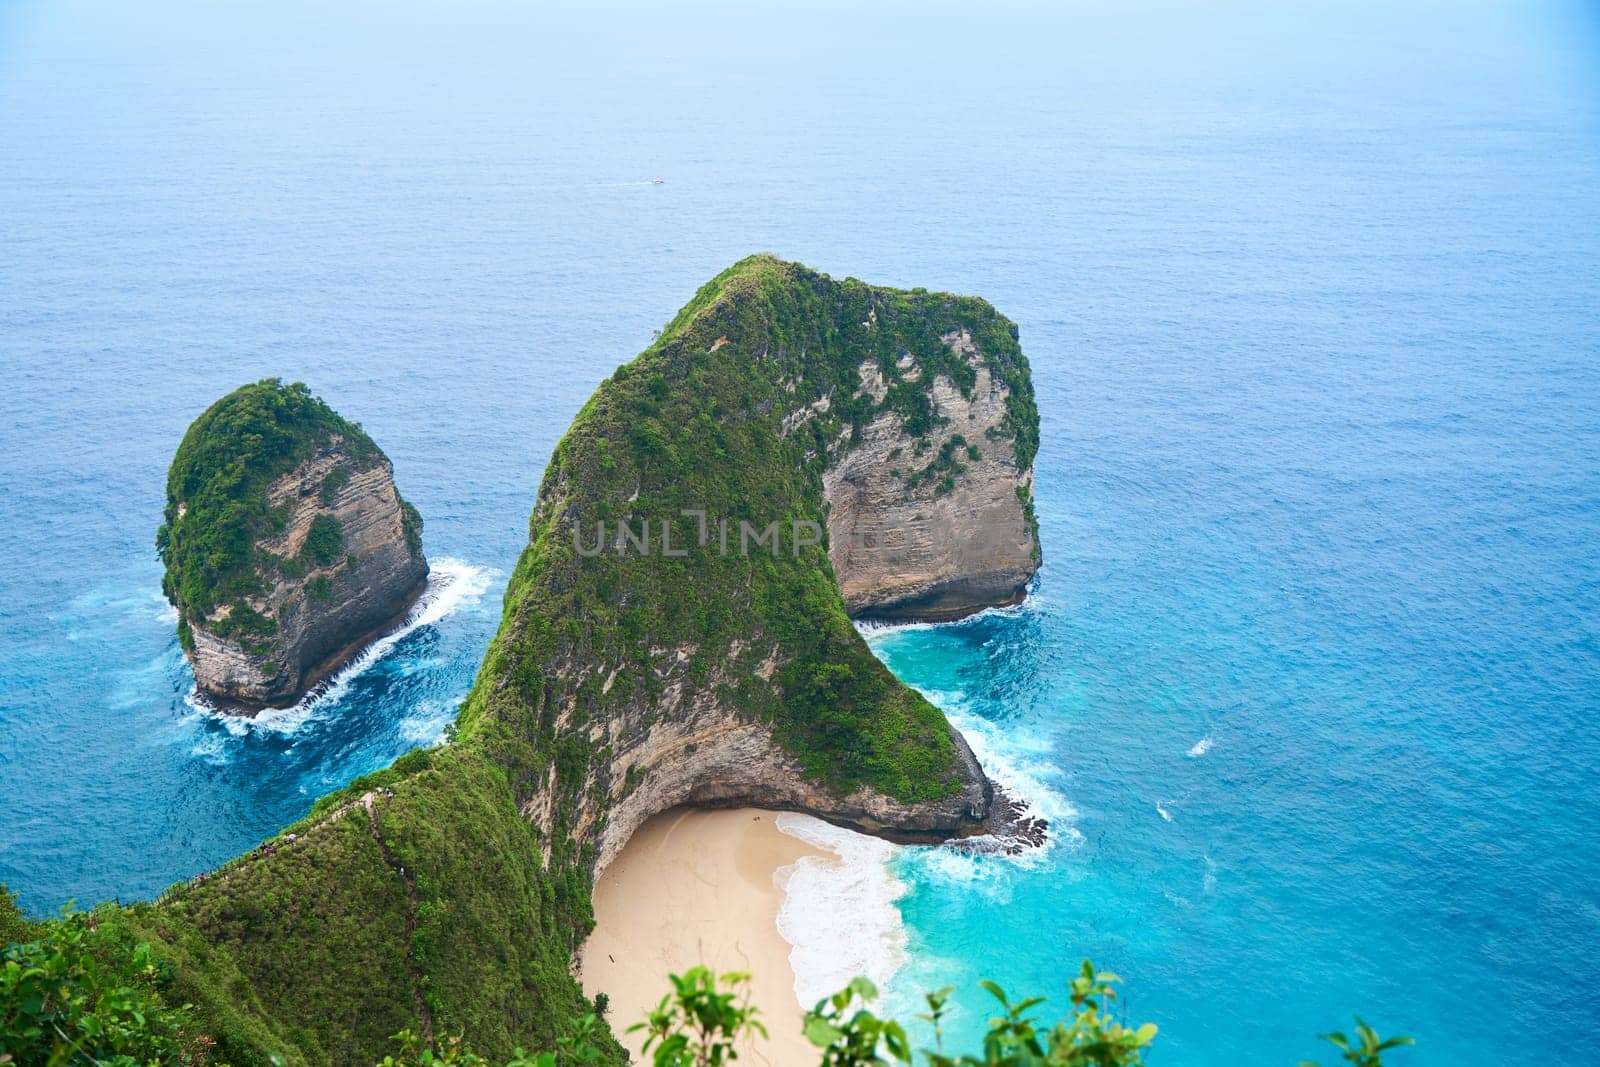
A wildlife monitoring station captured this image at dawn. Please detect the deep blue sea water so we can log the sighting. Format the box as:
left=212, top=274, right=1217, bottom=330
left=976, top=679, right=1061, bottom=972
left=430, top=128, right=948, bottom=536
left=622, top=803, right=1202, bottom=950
left=3, top=1, right=1598, bottom=1063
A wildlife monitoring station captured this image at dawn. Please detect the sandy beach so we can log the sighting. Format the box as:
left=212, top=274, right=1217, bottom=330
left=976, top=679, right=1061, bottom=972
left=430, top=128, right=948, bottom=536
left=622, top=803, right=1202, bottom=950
left=580, top=808, right=826, bottom=1067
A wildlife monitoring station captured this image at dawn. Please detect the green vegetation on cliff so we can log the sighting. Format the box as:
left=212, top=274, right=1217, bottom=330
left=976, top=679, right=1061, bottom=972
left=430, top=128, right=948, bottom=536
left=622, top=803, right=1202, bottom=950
left=4, top=259, right=1043, bottom=1066
left=462, top=254, right=1036, bottom=802
left=157, top=379, right=411, bottom=649
left=102, top=745, right=605, bottom=1066
left=1, top=259, right=1414, bottom=1067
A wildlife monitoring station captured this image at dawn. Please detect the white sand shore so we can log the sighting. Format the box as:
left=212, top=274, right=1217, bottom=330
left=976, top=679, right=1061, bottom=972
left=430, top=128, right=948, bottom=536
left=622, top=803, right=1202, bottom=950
left=579, top=808, right=825, bottom=1067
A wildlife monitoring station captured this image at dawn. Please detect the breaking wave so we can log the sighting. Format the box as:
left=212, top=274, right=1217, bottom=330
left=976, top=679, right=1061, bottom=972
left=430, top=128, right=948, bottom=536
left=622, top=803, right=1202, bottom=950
left=775, top=813, right=909, bottom=1007
left=187, top=558, right=491, bottom=735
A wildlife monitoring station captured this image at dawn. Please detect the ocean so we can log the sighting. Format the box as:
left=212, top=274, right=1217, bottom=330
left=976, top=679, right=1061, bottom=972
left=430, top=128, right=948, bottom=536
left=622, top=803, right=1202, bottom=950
left=2, top=1, right=1598, bottom=1063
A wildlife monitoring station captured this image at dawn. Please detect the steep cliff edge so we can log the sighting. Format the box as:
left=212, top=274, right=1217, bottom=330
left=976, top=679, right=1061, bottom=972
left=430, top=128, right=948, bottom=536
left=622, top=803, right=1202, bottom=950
left=106, top=259, right=1042, bottom=1066
left=470, top=255, right=1040, bottom=868
left=158, top=380, right=429, bottom=709
left=826, top=326, right=1040, bottom=620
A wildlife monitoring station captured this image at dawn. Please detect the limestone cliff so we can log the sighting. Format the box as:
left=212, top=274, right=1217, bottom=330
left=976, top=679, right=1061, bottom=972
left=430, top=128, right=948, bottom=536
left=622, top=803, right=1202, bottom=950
left=824, top=326, right=1039, bottom=621
left=159, top=380, right=428, bottom=710
left=470, top=255, right=1041, bottom=867
left=119, top=260, right=1043, bottom=1066
left=569, top=642, right=993, bottom=872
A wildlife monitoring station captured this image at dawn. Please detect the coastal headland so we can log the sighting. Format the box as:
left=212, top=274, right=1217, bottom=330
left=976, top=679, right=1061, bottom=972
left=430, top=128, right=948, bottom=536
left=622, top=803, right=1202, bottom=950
left=90, top=256, right=1043, bottom=1065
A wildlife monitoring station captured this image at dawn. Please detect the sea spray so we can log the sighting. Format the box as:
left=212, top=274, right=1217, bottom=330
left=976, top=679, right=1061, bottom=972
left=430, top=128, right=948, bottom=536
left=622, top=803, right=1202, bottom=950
left=907, top=684, right=1079, bottom=864
left=773, top=813, right=909, bottom=1007
left=850, top=595, right=1035, bottom=639
left=859, top=615, right=1075, bottom=860
left=399, top=697, right=465, bottom=745
left=186, top=558, right=493, bottom=735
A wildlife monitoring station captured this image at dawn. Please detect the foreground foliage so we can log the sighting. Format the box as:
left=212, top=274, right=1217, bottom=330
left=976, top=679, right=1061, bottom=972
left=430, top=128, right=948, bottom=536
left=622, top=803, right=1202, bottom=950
left=802, top=964, right=1157, bottom=1067
left=630, top=967, right=767, bottom=1067
left=0, top=888, right=1413, bottom=1067
left=365, top=965, right=1412, bottom=1067
left=1301, top=1020, right=1415, bottom=1067
left=0, top=913, right=214, bottom=1066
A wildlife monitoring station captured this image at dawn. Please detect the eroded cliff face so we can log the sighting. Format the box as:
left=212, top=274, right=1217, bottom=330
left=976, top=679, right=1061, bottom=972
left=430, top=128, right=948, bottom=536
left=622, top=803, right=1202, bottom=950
left=475, top=256, right=1042, bottom=871
left=823, top=328, right=1038, bottom=621
left=185, top=437, right=427, bottom=709
left=533, top=643, right=992, bottom=872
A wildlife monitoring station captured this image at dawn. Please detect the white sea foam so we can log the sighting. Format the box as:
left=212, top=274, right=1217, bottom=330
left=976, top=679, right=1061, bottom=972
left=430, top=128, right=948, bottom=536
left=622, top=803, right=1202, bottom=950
left=850, top=589, right=1040, bottom=639
left=854, top=611, right=1063, bottom=872
left=791, top=599, right=1081, bottom=997
left=858, top=610, right=1083, bottom=876
left=774, top=812, right=909, bottom=1007
left=1186, top=735, right=1213, bottom=758
left=1156, top=803, right=1172, bottom=822
left=187, top=558, right=492, bottom=735
left=61, top=584, right=180, bottom=634
left=915, top=683, right=1079, bottom=861
left=189, top=729, right=229, bottom=765
left=399, top=697, right=462, bottom=745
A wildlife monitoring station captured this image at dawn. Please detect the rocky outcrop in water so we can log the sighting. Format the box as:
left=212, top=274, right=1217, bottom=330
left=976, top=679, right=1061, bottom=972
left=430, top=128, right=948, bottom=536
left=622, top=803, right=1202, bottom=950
left=500, top=256, right=1041, bottom=867
left=159, top=380, right=428, bottom=711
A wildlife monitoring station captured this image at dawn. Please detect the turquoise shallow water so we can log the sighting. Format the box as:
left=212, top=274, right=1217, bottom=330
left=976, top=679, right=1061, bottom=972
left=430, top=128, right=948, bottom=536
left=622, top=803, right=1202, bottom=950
left=2, top=1, right=1599, bottom=1063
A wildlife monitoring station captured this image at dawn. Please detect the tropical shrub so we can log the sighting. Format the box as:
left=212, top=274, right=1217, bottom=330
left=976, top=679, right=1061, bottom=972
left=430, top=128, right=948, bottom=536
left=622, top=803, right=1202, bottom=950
left=364, top=965, right=1412, bottom=1067
left=0, top=913, right=214, bottom=1065
left=803, top=964, right=1155, bottom=1067
left=1301, top=1020, right=1416, bottom=1067
left=629, top=967, right=767, bottom=1067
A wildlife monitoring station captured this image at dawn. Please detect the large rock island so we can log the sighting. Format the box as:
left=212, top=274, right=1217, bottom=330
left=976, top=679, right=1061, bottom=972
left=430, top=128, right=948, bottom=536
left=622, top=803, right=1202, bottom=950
left=520, top=255, right=1041, bottom=869
left=95, top=259, right=1040, bottom=1066
left=158, top=380, right=428, bottom=710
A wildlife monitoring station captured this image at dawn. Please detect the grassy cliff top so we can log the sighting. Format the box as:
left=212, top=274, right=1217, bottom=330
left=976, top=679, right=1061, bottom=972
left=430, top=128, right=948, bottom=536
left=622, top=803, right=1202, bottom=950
left=648, top=254, right=1037, bottom=469
left=460, top=255, right=1037, bottom=803
left=157, top=379, right=385, bottom=642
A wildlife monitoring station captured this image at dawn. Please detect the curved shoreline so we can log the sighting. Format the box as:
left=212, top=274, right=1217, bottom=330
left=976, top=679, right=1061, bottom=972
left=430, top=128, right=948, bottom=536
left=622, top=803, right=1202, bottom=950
left=579, top=808, right=828, bottom=1067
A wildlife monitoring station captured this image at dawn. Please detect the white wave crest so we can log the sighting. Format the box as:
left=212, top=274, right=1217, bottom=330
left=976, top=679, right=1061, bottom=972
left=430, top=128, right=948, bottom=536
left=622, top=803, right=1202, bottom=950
left=1186, top=735, right=1213, bottom=758
left=399, top=697, right=464, bottom=745
left=851, top=591, right=1039, bottom=639
left=1156, top=803, right=1172, bottom=822
left=188, top=558, right=492, bottom=735
left=774, top=813, right=908, bottom=1007
left=914, top=684, right=1078, bottom=865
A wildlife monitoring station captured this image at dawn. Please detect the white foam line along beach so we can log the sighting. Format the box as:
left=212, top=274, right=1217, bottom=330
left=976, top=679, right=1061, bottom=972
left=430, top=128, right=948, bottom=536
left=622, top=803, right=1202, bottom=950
left=773, top=812, right=910, bottom=1007
left=186, top=558, right=492, bottom=735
